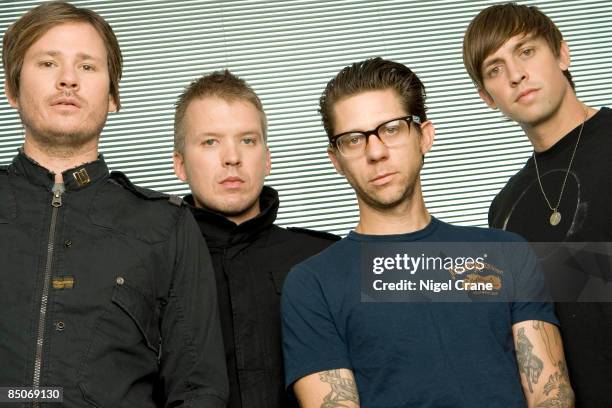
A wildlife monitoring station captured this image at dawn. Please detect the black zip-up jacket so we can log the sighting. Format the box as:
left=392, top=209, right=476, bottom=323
left=185, top=186, right=339, bottom=408
left=0, top=151, right=228, bottom=407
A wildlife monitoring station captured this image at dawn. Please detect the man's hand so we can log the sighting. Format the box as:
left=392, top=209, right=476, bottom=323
left=294, top=368, right=360, bottom=408
left=513, top=320, right=574, bottom=407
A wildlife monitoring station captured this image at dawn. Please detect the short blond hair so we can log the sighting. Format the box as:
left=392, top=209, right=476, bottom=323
left=174, top=70, right=267, bottom=153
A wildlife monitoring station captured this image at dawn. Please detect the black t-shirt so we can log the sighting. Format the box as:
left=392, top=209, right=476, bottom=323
left=489, top=107, right=612, bottom=407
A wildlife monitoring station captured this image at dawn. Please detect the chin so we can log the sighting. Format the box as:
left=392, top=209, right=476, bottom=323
left=208, top=195, right=260, bottom=217
left=362, top=189, right=414, bottom=210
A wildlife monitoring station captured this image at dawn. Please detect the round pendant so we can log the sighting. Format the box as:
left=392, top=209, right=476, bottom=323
left=550, top=211, right=562, bottom=226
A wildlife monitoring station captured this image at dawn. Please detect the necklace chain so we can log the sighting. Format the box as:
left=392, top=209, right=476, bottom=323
left=533, top=107, right=588, bottom=213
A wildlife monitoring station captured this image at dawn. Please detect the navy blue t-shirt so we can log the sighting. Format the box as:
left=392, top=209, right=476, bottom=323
left=282, top=217, right=558, bottom=408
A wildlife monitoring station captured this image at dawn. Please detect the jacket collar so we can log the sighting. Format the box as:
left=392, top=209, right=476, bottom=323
left=185, top=185, right=279, bottom=248
left=10, top=149, right=109, bottom=191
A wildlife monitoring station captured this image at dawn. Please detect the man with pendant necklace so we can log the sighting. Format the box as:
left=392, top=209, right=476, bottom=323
left=463, top=3, right=612, bottom=406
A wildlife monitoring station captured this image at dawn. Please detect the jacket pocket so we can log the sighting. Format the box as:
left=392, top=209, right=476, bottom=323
left=78, top=282, right=160, bottom=407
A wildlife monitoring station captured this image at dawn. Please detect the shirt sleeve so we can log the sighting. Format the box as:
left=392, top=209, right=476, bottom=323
left=281, top=263, right=352, bottom=389
left=507, top=238, right=560, bottom=326
left=159, top=208, right=229, bottom=407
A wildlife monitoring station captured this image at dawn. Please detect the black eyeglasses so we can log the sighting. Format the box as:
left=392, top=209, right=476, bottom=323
left=329, top=115, right=421, bottom=158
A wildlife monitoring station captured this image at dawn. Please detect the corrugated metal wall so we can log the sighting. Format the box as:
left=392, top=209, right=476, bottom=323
left=1, top=0, right=610, bottom=235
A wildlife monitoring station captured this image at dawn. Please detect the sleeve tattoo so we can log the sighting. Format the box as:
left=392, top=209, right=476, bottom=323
left=318, top=370, right=359, bottom=408
left=535, top=361, right=574, bottom=407
left=532, top=322, right=574, bottom=407
left=516, top=327, right=544, bottom=393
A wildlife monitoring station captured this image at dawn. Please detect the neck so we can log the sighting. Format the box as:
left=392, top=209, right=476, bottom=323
left=522, top=92, right=595, bottom=152
left=23, top=137, right=99, bottom=183
left=355, top=186, right=431, bottom=235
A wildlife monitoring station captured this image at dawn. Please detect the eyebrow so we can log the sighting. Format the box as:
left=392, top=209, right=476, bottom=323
left=31, top=50, right=103, bottom=62
left=482, top=35, right=536, bottom=69
left=195, top=130, right=263, bottom=138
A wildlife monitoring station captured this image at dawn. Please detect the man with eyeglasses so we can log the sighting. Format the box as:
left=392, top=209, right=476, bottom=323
left=281, top=58, right=572, bottom=407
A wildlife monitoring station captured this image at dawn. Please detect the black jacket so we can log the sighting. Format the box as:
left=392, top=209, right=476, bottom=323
left=185, top=186, right=339, bottom=408
left=0, top=151, right=228, bottom=407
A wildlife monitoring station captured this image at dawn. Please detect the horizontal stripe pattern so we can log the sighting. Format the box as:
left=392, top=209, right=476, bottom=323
left=1, top=0, right=610, bottom=235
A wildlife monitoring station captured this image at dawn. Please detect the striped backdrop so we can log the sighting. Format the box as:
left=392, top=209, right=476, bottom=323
left=1, top=0, right=610, bottom=235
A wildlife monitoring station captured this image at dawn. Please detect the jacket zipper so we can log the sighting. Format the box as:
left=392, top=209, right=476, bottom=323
left=32, top=187, right=63, bottom=403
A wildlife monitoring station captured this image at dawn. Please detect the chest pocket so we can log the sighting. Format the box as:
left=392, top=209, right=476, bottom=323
left=78, top=282, right=160, bottom=407
left=111, top=282, right=160, bottom=353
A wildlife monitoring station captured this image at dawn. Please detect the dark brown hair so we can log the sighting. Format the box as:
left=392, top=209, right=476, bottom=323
left=174, top=69, right=267, bottom=153
left=2, top=1, right=123, bottom=110
left=463, top=2, right=573, bottom=91
left=319, top=57, right=427, bottom=139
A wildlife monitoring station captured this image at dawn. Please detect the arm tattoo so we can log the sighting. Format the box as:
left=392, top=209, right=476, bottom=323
left=536, top=361, right=574, bottom=408
left=516, top=327, right=544, bottom=393
left=532, top=321, right=560, bottom=366
left=318, top=370, right=359, bottom=408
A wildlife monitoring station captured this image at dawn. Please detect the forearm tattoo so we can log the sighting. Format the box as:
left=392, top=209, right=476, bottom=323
left=536, top=361, right=574, bottom=408
left=516, top=327, right=544, bottom=393
left=318, top=370, right=359, bottom=408
left=532, top=321, right=559, bottom=366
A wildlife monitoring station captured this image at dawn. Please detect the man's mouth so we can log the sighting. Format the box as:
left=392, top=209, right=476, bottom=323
left=51, top=97, right=81, bottom=109
left=515, top=88, right=538, bottom=103
left=220, top=176, right=244, bottom=188
left=370, top=172, right=396, bottom=186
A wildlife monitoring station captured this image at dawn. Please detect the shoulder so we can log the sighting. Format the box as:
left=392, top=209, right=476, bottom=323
left=91, top=171, right=189, bottom=243
left=436, top=219, right=526, bottom=243
left=587, top=107, right=612, bottom=147
left=261, top=225, right=341, bottom=263
left=108, top=171, right=184, bottom=206
left=0, top=165, right=8, bottom=184
left=488, top=162, right=533, bottom=227
left=285, top=236, right=352, bottom=282
left=286, top=226, right=341, bottom=243
left=0, top=165, right=15, bottom=221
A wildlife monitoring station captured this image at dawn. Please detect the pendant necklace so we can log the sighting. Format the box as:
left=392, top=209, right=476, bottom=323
left=533, top=107, right=587, bottom=226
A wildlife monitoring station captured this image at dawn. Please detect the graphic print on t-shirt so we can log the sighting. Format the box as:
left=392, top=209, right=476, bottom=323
left=503, top=169, right=584, bottom=243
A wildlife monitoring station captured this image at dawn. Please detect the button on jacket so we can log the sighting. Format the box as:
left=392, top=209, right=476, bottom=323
left=185, top=186, right=339, bottom=408
left=0, top=151, right=228, bottom=407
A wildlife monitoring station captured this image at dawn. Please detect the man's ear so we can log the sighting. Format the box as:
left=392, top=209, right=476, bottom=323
left=265, top=147, right=271, bottom=177
left=173, top=151, right=187, bottom=182
left=108, top=95, right=118, bottom=113
left=558, top=40, right=571, bottom=71
left=419, top=120, right=435, bottom=156
left=478, top=88, right=497, bottom=110
left=327, top=146, right=344, bottom=176
left=5, top=81, right=19, bottom=109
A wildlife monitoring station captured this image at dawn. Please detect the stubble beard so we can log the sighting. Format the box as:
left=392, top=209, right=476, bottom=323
left=196, top=188, right=262, bottom=220
left=351, top=169, right=419, bottom=212
left=19, top=101, right=107, bottom=158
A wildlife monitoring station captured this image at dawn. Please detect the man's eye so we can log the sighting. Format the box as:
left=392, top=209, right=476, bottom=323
left=39, top=61, right=55, bottom=68
left=487, top=66, right=501, bottom=77
left=521, top=48, right=534, bottom=57
left=341, top=134, right=364, bottom=147
left=81, top=64, right=95, bottom=71
left=203, top=139, right=218, bottom=146
left=383, top=126, right=399, bottom=135
left=242, top=137, right=256, bottom=145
